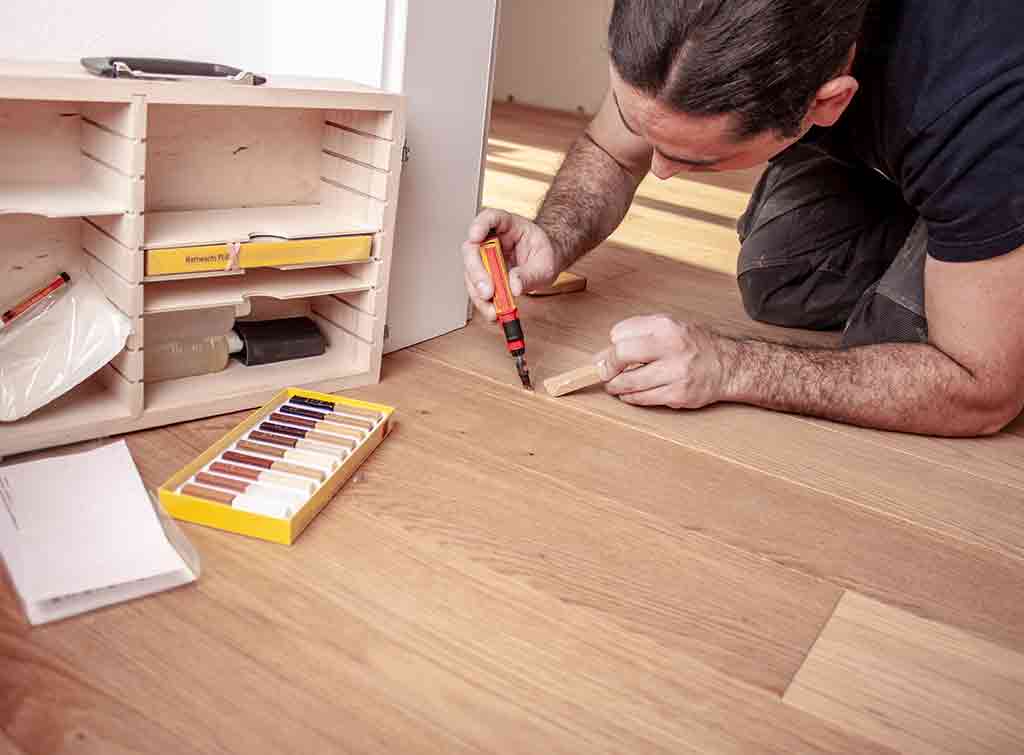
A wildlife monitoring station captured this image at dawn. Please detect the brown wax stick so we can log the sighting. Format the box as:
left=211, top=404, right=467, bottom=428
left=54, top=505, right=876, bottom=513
left=211, top=461, right=314, bottom=493
left=269, top=412, right=362, bottom=441
left=211, top=461, right=262, bottom=481
left=239, top=437, right=288, bottom=457
left=260, top=421, right=355, bottom=449
left=182, top=483, right=235, bottom=505
left=246, top=432, right=347, bottom=460
left=223, top=450, right=274, bottom=469
left=196, top=471, right=248, bottom=493
left=196, top=471, right=304, bottom=501
left=276, top=406, right=367, bottom=435
left=222, top=450, right=324, bottom=481
left=288, top=396, right=381, bottom=421
left=278, top=404, right=372, bottom=433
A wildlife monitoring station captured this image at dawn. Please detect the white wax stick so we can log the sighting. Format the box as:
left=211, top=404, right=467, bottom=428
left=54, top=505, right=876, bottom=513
left=232, top=493, right=295, bottom=520
left=286, top=447, right=344, bottom=470
left=256, top=470, right=317, bottom=494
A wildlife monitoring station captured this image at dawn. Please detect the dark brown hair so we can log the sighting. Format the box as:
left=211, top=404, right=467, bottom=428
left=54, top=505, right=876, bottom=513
left=609, top=0, right=870, bottom=138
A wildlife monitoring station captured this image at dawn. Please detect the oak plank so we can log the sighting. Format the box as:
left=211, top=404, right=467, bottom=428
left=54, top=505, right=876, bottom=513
left=407, top=335, right=1024, bottom=654
left=784, top=592, right=1024, bottom=754
left=121, top=360, right=843, bottom=696
left=0, top=452, right=876, bottom=754
left=414, top=254, right=1024, bottom=564
left=0, top=602, right=198, bottom=754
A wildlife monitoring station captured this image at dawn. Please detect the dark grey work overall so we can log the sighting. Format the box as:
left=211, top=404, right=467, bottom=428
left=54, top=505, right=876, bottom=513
left=736, top=142, right=928, bottom=347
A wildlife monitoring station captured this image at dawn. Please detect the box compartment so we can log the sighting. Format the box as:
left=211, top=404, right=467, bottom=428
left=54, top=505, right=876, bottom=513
left=0, top=100, right=142, bottom=218
left=142, top=104, right=397, bottom=279
left=142, top=292, right=374, bottom=417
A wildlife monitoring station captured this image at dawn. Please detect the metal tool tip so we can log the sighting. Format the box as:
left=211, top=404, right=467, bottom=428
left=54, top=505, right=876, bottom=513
left=515, top=356, right=534, bottom=391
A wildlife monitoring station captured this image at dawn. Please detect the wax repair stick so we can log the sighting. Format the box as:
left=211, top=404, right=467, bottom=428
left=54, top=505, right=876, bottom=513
left=181, top=483, right=295, bottom=519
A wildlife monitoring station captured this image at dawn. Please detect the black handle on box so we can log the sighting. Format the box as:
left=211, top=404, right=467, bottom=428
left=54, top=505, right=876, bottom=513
left=80, top=57, right=267, bottom=85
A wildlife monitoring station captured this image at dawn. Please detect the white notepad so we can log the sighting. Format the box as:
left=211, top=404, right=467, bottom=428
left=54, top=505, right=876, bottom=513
left=0, top=441, right=198, bottom=625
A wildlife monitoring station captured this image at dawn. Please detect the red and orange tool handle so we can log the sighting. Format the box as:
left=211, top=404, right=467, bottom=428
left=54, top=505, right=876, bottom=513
left=479, top=235, right=526, bottom=355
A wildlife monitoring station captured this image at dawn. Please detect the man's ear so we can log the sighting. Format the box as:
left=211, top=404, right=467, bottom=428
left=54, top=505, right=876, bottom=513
left=805, top=75, right=859, bottom=128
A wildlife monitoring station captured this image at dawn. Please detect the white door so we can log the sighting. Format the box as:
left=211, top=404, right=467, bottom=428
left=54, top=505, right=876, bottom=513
left=382, top=0, right=500, bottom=352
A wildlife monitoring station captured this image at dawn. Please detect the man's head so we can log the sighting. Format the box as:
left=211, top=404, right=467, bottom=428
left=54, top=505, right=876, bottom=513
left=608, top=0, right=869, bottom=176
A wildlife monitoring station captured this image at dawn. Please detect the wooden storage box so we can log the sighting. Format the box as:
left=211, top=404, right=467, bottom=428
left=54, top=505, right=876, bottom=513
left=0, top=62, right=405, bottom=458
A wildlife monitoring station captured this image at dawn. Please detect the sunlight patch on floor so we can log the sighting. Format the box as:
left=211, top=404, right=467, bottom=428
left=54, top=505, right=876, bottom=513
left=484, top=147, right=745, bottom=276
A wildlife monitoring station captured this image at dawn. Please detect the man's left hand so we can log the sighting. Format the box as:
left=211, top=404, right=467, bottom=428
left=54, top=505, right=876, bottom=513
left=596, top=315, right=735, bottom=409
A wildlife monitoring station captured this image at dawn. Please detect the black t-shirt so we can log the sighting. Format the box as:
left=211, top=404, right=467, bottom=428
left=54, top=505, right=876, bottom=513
left=812, top=0, right=1024, bottom=263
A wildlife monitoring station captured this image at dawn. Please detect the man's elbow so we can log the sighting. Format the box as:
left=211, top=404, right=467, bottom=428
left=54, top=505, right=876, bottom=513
left=966, top=388, right=1024, bottom=437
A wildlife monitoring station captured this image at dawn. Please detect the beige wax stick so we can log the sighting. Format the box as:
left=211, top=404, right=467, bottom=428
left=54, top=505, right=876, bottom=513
left=544, top=364, right=604, bottom=398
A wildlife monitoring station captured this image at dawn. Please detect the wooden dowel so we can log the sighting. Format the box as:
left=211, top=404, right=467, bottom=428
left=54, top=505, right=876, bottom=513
left=544, top=364, right=603, bottom=398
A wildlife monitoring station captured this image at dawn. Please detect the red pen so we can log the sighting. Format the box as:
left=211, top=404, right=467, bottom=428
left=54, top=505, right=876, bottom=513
left=1, top=272, right=71, bottom=330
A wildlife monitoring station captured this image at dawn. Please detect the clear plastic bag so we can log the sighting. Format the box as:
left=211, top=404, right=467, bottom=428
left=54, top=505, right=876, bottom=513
left=0, top=273, right=132, bottom=422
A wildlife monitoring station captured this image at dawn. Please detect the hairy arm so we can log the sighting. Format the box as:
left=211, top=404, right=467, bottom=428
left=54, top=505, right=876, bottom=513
left=725, top=247, right=1024, bottom=435
left=605, top=246, right=1024, bottom=437
left=723, top=340, right=994, bottom=435
left=535, top=91, right=652, bottom=271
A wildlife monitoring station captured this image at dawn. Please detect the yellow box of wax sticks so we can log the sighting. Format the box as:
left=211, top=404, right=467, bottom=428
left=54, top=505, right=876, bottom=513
left=145, top=235, right=374, bottom=277
left=158, top=388, right=394, bottom=545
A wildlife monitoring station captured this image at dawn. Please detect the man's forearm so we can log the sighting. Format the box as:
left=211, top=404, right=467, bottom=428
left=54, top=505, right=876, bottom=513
left=535, top=132, right=643, bottom=270
left=722, top=338, right=1012, bottom=436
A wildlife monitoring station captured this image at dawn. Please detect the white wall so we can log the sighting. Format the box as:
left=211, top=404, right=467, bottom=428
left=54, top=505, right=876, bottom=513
left=493, top=0, right=612, bottom=114
left=0, top=0, right=388, bottom=86
left=266, top=1, right=388, bottom=86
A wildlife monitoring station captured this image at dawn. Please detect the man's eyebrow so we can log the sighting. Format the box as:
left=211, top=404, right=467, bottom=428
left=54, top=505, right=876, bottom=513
left=612, top=90, right=724, bottom=168
left=655, top=147, right=721, bottom=168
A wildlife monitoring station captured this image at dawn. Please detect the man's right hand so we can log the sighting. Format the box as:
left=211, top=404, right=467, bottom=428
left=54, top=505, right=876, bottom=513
left=462, top=209, right=560, bottom=321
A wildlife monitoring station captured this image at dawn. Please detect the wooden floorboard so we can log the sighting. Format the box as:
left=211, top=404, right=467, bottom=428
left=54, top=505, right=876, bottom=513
left=0, top=603, right=199, bottom=754
left=803, top=414, right=1024, bottom=495
left=3, top=101, right=1024, bottom=753
left=785, top=591, right=1024, bottom=754
left=304, top=351, right=845, bottom=695
left=414, top=255, right=1024, bottom=563
left=115, top=353, right=844, bottom=696
left=1, top=462, right=884, bottom=755
left=413, top=326, right=1024, bottom=654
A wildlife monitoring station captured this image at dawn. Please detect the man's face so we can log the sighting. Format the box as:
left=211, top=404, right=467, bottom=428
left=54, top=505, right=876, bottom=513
left=610, top=71, right=806, bottom=178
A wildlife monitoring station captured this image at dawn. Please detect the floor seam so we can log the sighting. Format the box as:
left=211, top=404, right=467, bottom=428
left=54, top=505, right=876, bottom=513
left=780, top=589, right=846, bottom=701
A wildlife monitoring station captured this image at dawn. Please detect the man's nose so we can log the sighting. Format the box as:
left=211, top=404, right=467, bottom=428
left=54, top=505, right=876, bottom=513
left=651, top=155, right=686, bottom=180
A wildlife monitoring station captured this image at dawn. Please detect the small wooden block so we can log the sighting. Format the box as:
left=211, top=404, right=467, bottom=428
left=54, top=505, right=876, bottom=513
left=527, top=272, right=587, bottom=297
left=544, top=364, right=603, bottom=398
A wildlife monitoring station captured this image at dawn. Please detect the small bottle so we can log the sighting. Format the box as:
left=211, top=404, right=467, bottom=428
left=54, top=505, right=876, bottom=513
left=144, top=306, right=237, bottom=347
left=145, top=335, right=240, bottom=383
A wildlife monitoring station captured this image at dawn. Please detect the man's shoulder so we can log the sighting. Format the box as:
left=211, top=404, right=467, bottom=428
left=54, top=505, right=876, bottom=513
left=877, top=0, right=1024, bottom=133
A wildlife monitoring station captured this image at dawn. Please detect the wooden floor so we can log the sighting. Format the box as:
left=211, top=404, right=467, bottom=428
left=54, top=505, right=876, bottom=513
left=4, top=102, right=1024, bottom=754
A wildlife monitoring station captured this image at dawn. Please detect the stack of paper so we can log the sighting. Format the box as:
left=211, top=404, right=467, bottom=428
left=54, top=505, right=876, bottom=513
left=0, top=441, right=198, bottom=625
